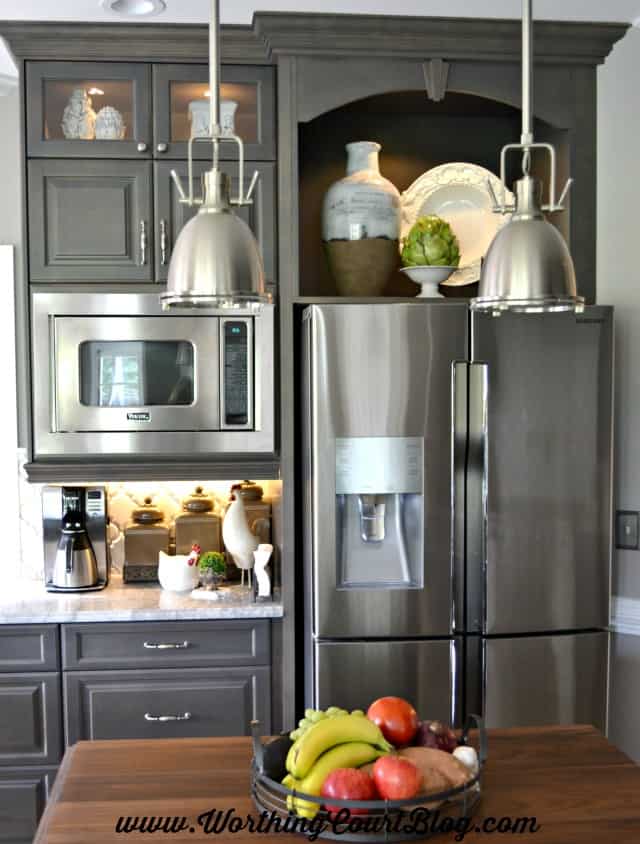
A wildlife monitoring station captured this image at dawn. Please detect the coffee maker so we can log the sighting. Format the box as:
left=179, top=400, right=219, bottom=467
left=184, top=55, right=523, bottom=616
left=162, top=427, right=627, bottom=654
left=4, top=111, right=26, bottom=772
left=42, top=486, right=109, bottom=592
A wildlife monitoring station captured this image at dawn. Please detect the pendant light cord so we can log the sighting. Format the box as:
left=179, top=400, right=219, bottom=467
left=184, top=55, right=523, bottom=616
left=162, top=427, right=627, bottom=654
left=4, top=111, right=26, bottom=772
left=521, top=0, right=533, bottom=146
left=209, top=0, right=221, bottom=166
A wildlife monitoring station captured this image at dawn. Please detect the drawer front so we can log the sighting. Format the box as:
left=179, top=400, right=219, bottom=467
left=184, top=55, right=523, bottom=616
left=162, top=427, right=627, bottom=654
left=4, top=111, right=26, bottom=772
left=0, top=626, right=59, bottom=673
left=62, top=620, right=270, bottom=670
left=64, top=667, right=270, bottom=743
left=0, top=674, right=62, bottom=766
left=0, top=767, right=56, bottom=844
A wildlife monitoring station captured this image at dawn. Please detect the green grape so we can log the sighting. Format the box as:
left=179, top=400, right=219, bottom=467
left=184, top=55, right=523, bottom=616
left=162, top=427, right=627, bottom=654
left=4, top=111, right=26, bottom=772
left=351, top=709, right=365, bottom=717
left=304, top=708, right=316, bottom=720
left=309, top=711, right=326, bottom=722
left=325, top=706, right=341, bottom=716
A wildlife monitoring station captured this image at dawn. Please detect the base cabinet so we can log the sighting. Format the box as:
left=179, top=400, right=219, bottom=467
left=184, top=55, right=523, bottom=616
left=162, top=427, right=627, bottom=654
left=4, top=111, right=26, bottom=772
left=0, top=767, right=56, bottom=844
left=64, top=666, right=271, bottom=743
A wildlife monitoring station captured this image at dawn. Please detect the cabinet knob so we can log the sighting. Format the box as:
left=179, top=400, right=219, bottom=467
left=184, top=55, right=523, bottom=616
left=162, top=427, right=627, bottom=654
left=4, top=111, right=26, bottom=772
left=137, top=141, right=148, bottom=153
left=157, top=142, right=168, bottom=153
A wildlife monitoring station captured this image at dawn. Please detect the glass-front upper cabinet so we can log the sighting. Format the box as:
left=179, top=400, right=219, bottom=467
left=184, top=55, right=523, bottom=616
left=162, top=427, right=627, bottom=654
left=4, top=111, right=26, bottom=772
left=26, top=61, right=152, bottom=158
left=152, top=64, right=276, bottom=160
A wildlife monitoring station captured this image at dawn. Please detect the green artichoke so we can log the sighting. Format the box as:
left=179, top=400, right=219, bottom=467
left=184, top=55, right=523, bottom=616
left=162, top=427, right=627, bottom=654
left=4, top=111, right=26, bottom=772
left=401, top=215, right=461, bottom=268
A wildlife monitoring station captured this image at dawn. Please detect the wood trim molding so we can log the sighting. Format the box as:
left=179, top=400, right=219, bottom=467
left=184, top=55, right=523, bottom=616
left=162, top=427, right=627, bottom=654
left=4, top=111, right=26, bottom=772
left=254, top=13, right=629, bottom=65
left=0, top=15, right=628, bottom=67
left=611, top=596, right=640, bottom=637
left=24, top=460, right=281, bottom=483
left=0, top=22, right=270, bottom=64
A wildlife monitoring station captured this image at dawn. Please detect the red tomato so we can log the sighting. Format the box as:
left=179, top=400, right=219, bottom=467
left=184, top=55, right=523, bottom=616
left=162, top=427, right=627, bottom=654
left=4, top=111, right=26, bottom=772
left=321, top=768, right=378, bottom=816
left=367, top=697, right=418, bottom=746
left=372, top=756, right=422, bottom=801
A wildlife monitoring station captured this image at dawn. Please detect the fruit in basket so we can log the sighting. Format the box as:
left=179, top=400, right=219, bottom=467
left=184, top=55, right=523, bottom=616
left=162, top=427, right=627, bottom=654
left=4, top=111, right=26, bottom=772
left=453, top=745, right=479, bottom=776
left=285, top=741, right=385, bottom=819
left=367, top=696, right=418, bottom=746
left=372, top=755, right=422, bottom=800
left=400, top=216, right=461, bottom=268
left=287, top=714, right=393, bottom=780
left=413, top=719, right=458, bottom=753
left=289, top=707, right=350, bottom=742
left=399, top=746, right=471, bottom=789
left=321, top=768, right=378, bottom=817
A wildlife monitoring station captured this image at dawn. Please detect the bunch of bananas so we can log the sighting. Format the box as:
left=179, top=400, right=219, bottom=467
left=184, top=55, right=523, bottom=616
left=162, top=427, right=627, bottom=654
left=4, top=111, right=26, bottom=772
left=282, top=711, right=392, bottom=819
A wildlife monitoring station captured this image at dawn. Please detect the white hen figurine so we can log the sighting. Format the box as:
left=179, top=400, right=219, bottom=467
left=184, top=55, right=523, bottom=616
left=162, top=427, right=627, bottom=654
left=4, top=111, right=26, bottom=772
left=222, top=495, right=260, bottom=587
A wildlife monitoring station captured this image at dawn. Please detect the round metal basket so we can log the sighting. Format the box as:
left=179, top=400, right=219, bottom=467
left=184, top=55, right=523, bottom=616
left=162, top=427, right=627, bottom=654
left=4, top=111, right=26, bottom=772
left=251, top=715, right=487, bottom=842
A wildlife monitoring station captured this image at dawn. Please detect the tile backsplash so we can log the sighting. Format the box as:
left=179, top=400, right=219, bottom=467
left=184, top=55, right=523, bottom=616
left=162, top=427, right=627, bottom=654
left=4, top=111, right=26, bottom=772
left=16, top=448, right=281, bottom=581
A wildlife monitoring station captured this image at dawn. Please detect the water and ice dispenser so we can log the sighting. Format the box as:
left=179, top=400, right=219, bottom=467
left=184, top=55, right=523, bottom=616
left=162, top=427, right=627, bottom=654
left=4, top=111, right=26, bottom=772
left=335, top=436, right=424, bottom=589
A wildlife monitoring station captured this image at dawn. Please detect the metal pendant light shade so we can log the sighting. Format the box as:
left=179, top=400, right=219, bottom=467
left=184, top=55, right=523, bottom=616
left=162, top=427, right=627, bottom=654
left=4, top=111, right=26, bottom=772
left=471, top=0, right=583, bottom=315
left=161, top=172, right=267, bottom=310
left=161, top=0, right=268, bottom=310
left=474, top=176, right=582, bottom=314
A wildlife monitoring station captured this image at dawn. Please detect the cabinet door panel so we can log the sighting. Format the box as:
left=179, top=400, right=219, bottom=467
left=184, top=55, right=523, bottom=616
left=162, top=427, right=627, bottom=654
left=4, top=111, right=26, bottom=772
left=28, top=159, right=153, bottom=282
left=64, top=667, right=271, bottom=743
left=0, top=626, right=59, bottom=673
left=26, top=61, right=151, bottom=159
left=153, top=64, right=276, bottom=160
left=0, top=767, right=56, bottom=844
left=154, top=160, right=276, bottom=285
left=0, top=674, right=62, bottom=766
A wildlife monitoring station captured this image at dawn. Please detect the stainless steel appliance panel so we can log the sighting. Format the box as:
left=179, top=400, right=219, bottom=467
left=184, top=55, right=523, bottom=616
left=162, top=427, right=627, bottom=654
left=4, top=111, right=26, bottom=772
left=472, top=308, right=613, bottom=634
left=482, top=631, right=608, bottom=730
left=313, top=638, right=461, bottom=726
left=304, top=303, right=468, bottom=639
left=31, top=292, right=275, bottom=457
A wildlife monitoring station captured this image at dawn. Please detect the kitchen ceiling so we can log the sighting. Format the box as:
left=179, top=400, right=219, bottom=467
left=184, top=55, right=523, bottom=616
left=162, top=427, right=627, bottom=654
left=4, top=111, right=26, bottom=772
left=0, top=0, right=638, bottom=77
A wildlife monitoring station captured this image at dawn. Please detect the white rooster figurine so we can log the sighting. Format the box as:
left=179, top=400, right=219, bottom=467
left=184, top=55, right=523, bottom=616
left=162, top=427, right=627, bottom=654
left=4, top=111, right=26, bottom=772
left=222, top=494, right=260, bottom=587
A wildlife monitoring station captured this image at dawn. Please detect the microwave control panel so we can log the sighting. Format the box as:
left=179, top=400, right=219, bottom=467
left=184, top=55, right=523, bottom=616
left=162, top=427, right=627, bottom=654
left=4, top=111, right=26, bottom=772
left=221, top=318, right=253, bottom=429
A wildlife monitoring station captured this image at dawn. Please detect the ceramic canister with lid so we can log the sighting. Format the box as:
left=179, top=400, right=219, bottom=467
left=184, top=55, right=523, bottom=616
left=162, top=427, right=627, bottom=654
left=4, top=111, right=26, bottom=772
left=174, top=486, right=222, bottom=555
left=123, top=497, right=169, bottom=583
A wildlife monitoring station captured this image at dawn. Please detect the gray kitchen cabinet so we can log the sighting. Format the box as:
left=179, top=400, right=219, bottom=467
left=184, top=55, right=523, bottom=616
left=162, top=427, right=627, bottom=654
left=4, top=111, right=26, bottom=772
left=0, top=674, right=62, bottom=766
left=0, top=625, right=59, bottom=673
left=28, top=159, right=154, bottom=282
left=26, top=61, right=152, bottom=159
left=62, top=620, right=270, bottom=670
left=64, top=666, right=271, bottom=743
left=0, top=767, right=56, bottom=844
left=152, top=63, right=276, bottom=160
left=154, top=160, right=277, bottom=284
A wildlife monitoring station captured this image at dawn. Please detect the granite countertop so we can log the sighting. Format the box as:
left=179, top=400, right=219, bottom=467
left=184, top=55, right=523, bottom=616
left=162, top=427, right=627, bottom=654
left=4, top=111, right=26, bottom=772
left=0, top=574, right=283, bottom=623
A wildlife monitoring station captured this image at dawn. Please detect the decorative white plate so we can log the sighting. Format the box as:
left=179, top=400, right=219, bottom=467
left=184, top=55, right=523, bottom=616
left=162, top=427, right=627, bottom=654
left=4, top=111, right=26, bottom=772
left=401, top=163, right=514, bottom=287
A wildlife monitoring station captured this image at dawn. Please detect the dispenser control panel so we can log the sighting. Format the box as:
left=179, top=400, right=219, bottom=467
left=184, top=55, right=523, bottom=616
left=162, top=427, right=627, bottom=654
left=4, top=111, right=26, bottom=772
left=335, top=436, right=423, bottom=494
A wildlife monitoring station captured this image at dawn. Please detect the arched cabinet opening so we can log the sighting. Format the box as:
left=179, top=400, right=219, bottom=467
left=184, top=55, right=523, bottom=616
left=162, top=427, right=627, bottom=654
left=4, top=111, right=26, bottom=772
left=298, top=89, right=569, bottom=299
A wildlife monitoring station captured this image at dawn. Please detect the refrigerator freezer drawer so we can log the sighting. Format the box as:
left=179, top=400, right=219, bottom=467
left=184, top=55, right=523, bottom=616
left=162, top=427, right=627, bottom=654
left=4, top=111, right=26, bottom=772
left=312, top=638, right=461, bottom=726
left=482, top=632, right=608, bottom=730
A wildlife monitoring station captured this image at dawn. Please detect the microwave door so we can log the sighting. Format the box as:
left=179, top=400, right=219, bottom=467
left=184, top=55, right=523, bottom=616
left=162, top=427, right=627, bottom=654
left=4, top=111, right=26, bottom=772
left=53, top=316, right=220, bottom=433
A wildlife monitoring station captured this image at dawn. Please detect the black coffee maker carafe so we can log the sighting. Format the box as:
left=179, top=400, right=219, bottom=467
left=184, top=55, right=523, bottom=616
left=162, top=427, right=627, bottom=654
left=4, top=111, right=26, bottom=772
left=51, top=488, right=99, bottom=589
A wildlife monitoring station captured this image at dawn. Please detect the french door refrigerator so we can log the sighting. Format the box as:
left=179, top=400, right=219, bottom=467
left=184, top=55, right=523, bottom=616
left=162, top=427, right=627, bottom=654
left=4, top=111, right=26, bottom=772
left=301, top=302, right=612, bottom=730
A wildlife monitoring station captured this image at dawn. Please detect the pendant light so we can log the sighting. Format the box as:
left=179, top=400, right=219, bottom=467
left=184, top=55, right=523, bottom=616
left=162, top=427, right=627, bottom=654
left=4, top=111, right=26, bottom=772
left=471, top=0, right=584, bottom=315
left=161, top=0, right=269, bottom=310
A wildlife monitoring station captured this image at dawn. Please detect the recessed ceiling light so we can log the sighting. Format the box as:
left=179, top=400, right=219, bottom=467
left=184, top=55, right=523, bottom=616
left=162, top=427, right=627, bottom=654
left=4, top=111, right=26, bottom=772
left=101, top=0, right=166, bottom=17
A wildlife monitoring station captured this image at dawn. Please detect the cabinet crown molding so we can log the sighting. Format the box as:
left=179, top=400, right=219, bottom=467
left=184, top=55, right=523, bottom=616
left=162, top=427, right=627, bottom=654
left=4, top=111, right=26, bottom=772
left=0, top=14, right=628, bottom=67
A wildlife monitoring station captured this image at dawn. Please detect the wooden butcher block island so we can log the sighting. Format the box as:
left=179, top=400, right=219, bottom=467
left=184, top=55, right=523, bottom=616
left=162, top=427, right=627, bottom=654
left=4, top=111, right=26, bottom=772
left=35, top=726, right=640, bottom=843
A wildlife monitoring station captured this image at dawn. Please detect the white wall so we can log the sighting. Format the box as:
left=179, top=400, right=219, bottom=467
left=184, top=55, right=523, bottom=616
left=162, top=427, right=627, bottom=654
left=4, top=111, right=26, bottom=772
left=597, top=26, right=640, bottom=602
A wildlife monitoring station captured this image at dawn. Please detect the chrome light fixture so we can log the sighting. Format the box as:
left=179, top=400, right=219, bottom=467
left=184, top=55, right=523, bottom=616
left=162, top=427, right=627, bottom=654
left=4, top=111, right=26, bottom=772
left=161, top=0, right=268, bottom=310
left=471, top=0, right=584, bottom=315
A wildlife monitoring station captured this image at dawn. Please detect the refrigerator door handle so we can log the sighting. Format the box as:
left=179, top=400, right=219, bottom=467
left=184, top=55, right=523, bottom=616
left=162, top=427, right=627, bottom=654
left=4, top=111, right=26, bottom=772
left=467, top=362, right=489, bottom=635
left=452, top=362, right=469, bottom=634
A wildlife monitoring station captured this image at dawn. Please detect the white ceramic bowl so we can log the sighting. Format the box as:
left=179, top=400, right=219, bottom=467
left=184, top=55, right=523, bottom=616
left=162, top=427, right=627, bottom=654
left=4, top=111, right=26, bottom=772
left=400, top=265, right=455, bottom=297
left=158, top=551, right=200, bottom=593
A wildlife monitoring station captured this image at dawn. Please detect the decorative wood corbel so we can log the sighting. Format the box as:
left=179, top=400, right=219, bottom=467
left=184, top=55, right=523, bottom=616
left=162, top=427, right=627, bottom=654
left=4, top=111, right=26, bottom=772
left=423, top=58, right=450, bottom=102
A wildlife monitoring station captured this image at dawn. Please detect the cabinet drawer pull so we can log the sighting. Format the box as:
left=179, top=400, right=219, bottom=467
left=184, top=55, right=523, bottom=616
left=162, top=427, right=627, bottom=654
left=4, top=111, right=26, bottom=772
left=144, top=712, right=192, bottom=722
left=143, top=640, right=190, bottom=650
left=139, top=220, right=148, bottom=266
left=160, top=219, right=169, bottom=265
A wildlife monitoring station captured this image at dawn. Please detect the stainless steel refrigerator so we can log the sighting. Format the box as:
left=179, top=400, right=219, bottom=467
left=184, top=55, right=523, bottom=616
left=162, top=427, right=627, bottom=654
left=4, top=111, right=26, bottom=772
left=301, top=302, right=612, bottom=730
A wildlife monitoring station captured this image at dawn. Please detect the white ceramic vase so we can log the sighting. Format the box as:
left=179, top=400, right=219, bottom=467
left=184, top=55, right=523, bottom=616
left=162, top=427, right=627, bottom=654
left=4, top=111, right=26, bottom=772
left=322, top=141, right=401, bottom=296
left=61, top=89, right=96, bottom=140
left=188, top=98, right=238, bottom=138
left=95, top=106, right=126, bottom=140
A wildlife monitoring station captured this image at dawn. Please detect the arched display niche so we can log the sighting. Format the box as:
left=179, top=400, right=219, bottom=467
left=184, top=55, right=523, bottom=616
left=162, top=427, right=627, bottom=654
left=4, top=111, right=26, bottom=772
left=299, top=87, right=569, bottom=299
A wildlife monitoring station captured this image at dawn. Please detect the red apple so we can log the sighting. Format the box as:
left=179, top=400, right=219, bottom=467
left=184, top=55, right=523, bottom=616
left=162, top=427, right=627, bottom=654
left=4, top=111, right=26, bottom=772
left=367, top=697, right=418, bottom=747
left=321, top=768, right=378, bottom=816
left=372, top=756, right=422, bottom=801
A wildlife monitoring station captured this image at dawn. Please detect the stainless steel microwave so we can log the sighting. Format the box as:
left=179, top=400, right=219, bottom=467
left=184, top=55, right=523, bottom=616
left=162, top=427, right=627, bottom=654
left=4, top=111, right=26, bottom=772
left=31, top=292, right=275, bottom=459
